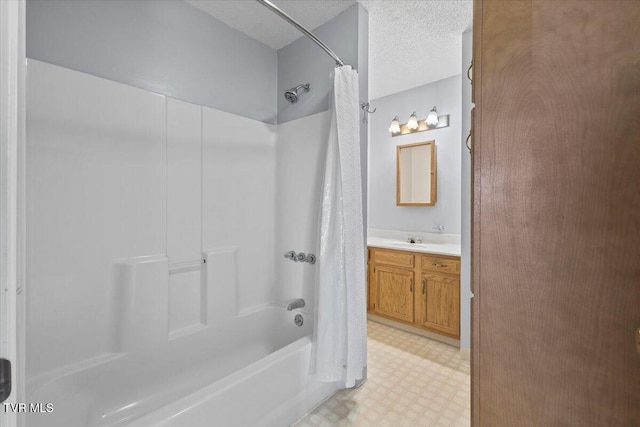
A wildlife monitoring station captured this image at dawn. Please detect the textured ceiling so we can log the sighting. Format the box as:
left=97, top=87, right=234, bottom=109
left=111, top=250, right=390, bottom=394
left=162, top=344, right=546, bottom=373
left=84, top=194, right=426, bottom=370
left=361, top=0, right=472, bottom=99
left=186, top=0, right=472, bottom=100
left=186, top=0, right=356, bottom=50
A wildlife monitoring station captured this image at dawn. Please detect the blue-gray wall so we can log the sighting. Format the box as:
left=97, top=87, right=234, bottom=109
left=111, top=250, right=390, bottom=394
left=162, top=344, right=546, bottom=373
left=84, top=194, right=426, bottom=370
left=460, top=30, right=472, bottom=350
left=26, top=0, right=368, bottom=127
left=26, top=0, right=278, bottom=123
left=277, top=4, right=363, bottom=124
left=368, top=75, right=462, bottom=234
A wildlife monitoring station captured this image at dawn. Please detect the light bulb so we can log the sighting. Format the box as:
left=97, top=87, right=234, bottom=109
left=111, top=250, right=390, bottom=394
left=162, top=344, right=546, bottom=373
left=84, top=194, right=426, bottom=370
left=426, top=106, right=439, bottom=127
left=407, top=112, right=419, bottom=130
left=388, top=116, right=400, bottom=134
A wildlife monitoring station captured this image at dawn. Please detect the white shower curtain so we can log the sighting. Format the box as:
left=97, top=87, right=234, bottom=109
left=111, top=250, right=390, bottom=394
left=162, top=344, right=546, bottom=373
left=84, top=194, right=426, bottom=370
left=314, top=65, right=366, bottom=388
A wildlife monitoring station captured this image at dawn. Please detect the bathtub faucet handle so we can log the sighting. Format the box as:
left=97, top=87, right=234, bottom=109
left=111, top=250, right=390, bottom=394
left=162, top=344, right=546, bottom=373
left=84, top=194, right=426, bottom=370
left=284, top=250, right=296, bottom=261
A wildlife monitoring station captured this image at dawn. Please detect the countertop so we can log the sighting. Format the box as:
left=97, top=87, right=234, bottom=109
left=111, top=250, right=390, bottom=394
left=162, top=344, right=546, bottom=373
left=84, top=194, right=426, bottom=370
left=367, top=236, right=461, bottom=257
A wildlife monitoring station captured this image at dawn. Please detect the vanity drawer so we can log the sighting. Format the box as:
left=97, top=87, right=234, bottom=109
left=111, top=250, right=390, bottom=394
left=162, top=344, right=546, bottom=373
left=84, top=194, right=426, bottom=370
left=374, top=250, right=415, bottom=269
left=421, top=255, right=460, bottom=275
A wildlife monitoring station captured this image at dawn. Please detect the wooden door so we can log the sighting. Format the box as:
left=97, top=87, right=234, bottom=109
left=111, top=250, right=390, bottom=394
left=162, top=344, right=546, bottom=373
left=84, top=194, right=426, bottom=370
left=420, top=274, right=460, bottom=337
left=472, top=1, right=640, bottom=425
left=373, top=266, right=414, bottom=322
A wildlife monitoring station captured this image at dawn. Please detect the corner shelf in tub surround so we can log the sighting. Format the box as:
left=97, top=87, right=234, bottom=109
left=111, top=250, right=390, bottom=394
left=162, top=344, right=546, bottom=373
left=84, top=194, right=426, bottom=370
left=367, top=231, right=461, bottom=342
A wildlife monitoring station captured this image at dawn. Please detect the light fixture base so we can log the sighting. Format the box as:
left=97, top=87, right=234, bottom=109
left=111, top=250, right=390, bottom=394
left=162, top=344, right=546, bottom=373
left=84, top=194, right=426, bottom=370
left=391, top=114, right=450, bottom=137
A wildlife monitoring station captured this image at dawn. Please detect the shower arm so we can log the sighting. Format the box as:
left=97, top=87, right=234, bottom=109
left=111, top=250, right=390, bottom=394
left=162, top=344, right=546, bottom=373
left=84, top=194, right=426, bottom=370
left=255, top=0, right=346, bottom=67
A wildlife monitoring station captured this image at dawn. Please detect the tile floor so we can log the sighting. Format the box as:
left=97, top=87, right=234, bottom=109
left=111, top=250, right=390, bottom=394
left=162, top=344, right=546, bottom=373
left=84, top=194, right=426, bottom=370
left=295, top=320, right=470, bottom=427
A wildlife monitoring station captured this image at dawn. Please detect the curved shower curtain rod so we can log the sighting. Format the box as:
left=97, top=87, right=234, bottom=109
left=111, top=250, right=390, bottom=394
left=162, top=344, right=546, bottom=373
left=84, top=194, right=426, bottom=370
left=255, top=0, right=346, bottom=67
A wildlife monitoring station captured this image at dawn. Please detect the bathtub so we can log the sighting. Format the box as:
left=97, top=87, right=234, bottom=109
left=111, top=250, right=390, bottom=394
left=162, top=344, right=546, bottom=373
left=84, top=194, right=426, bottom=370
left=126, top=336, right=338, bottom=427
left=26, top=307, right=339, bottom=427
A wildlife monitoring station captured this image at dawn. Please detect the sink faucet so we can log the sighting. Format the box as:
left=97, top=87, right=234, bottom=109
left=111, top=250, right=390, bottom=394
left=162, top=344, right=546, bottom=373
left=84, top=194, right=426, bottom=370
left=407, top=235, right=422, bottom=244
left=287, top=298, right=305, bottom=311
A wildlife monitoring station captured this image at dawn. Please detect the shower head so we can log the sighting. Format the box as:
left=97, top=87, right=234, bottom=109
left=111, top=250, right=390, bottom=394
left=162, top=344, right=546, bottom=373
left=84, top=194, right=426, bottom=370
left=284, top=83, right=310, bottom=103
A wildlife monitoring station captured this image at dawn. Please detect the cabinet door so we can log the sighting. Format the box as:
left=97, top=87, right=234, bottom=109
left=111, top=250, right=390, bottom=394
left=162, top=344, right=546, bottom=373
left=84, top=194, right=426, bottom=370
left=373, top=266, right=414, bottom=322
left=420, top=274, right=460, bottom=337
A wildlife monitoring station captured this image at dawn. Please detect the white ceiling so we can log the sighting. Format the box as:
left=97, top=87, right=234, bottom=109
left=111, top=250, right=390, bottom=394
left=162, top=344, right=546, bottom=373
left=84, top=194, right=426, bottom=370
left=187, top=0, right=472, bottom=100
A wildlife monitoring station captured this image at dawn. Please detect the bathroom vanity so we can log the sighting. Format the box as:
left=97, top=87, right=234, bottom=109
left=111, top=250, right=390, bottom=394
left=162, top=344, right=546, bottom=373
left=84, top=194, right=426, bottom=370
left=367, top=237, right=461, bottom=341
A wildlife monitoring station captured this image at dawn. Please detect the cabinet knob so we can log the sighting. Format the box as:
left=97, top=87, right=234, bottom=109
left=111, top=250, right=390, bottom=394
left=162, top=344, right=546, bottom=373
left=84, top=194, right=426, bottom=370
left=432, top=262, right=447, bottom=268
left=422, top=279, right=426, bottom=295
left=409, top=279, right=413, bottom=292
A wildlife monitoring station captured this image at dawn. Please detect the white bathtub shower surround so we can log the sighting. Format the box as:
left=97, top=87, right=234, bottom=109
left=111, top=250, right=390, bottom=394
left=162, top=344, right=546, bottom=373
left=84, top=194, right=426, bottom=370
left=316, top=66, right=366, bottom=388
left=114, top=255, right=169, bottom=352
left=202, top=107, right=277, bottom=314
left=26, top=59, right=167, bottom=376
left=26, top=60, right=338, bottom=426
left=167, top=98, right=202, bottom=265
left=27, top=59, right=278, bottom=372
left=275, top=110, right=331, bottom=311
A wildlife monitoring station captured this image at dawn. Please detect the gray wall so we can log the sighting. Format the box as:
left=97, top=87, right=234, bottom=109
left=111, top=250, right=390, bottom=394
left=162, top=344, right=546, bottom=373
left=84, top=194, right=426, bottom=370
left=277, top=4, right=362, bottom=124
left=26, top=0, right=278, bottom=123
left=368, top=75, right=462, bottom=234
left=460, top=30, right=472, bottom=350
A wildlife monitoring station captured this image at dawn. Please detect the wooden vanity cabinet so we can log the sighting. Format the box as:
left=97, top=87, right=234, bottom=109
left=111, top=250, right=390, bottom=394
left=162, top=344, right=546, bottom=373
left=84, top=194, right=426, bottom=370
left=371, top=266, right=414, bottom=323
left=368, top=247, right=460, bottom=339
left=419, top=273, right=460, bottom=337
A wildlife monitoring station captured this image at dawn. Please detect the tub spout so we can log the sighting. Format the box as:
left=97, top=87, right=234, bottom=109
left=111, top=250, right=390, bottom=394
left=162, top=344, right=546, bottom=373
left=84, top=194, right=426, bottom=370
left=287, top=298, right=305, bottom=311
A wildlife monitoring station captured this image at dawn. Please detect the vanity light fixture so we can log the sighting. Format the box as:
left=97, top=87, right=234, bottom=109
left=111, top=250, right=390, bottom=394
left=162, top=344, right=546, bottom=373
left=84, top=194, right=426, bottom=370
left=407, top=112, right=419, bottom=130
left=388, top=116, right=401, bottom=134
left=426, top=106, right=439, bottom=127
left=388, top=106, right=450, bottom=137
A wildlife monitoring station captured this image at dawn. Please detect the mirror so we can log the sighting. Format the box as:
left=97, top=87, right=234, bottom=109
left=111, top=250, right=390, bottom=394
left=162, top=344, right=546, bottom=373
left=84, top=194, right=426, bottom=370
left=396, top=141, right=436, bottom=206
